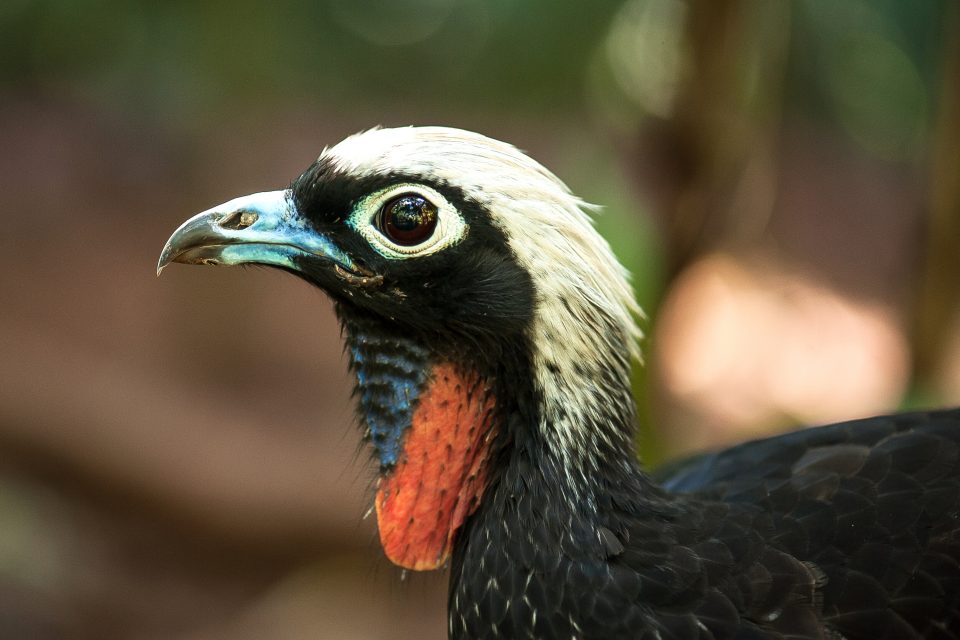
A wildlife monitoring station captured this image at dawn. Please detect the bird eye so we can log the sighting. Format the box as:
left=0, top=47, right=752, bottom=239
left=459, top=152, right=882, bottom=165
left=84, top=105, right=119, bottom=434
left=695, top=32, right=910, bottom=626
left=378, top=194, right=438, bottom=246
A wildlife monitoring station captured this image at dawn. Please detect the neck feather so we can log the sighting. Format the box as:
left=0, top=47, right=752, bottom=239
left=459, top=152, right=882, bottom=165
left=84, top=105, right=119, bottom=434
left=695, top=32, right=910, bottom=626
left=524, top=305, right=643, bottom=503
left=494, top=199, right=644, bottom=491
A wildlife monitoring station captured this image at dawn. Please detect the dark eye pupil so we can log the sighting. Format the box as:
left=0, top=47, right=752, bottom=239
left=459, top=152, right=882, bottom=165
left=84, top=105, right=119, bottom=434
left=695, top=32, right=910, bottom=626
left=381, top=195, right=438, bottom=246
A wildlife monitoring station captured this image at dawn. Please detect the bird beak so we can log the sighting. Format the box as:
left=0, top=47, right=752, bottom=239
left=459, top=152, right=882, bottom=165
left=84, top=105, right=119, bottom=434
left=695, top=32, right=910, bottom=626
left=158, top=190, right=371, bottom=282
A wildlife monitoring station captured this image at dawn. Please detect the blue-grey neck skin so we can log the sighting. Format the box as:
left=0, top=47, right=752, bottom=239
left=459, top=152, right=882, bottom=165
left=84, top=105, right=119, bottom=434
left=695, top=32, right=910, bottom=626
left=339, top=308, right=433, bottom=468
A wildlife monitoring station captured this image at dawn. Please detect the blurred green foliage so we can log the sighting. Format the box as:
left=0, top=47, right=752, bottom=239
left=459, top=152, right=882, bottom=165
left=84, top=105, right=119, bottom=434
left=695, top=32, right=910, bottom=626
left=0, top=0, right=626, bottom=122
left=792, top=0, right=947, bottom=160
left=2, top=0, right=950, bottom=173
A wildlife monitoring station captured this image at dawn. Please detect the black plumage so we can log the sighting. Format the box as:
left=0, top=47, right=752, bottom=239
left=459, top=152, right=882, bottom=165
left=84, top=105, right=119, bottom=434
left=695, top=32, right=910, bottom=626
left=451, top=408, right=960, bottom=639
left=159, top=127, right=960, bottom=639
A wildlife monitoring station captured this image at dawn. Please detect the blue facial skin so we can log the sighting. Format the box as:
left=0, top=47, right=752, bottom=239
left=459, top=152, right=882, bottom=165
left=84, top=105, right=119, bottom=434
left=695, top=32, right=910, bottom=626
left=347, top=328, right=432, bottom=468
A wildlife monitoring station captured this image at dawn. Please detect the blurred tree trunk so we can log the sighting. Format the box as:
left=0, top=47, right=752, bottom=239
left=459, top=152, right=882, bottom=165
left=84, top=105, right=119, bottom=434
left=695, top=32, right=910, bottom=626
left=915, top=4, right=960, bottom=388
left=655, top=0, right=790, bottom=278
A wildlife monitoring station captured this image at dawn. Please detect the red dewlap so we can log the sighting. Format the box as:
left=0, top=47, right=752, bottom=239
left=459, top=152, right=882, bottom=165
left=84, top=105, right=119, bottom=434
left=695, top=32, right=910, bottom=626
left=375, top=363, right=498, bottom=571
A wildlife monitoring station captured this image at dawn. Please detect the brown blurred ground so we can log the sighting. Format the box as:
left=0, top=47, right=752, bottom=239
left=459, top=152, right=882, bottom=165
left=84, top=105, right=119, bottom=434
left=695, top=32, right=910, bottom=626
left=0, top=99, right=453, bottom=638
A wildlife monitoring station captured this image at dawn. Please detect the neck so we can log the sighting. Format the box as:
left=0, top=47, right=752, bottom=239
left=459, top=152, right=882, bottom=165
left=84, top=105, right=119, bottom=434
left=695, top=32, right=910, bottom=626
left=520, top=297, right=643, bottom=499
left=339, top=289, right=650, bottom=561
left=484, top=194, right=644, bottom=496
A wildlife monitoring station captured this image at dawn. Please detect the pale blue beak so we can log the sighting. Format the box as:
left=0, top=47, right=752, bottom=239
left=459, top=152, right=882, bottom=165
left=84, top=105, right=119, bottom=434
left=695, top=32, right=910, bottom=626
left=158, top=190, right=360, bottom=277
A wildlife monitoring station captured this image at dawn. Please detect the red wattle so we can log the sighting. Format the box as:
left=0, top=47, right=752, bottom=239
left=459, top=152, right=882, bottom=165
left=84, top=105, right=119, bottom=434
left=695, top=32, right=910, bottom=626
left=375, top=363, right=498, bottom=570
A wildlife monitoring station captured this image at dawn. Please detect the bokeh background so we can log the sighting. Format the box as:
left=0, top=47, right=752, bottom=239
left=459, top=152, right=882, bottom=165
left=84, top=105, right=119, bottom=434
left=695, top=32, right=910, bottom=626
left=1, top=0, right=958, bottom=637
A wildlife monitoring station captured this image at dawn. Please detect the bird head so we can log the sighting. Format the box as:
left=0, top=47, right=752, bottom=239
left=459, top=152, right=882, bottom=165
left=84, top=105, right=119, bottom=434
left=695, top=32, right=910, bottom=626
left=160, top=126, right=642, bottom=570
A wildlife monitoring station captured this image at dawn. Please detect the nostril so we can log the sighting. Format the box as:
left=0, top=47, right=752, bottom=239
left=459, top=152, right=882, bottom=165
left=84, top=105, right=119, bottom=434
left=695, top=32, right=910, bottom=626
left=219, top=210, right=259, bottom=230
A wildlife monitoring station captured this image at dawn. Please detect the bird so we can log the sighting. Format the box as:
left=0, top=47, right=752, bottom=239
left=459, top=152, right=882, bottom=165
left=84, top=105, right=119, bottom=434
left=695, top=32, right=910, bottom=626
left=159, top=126, right=960, bottom=639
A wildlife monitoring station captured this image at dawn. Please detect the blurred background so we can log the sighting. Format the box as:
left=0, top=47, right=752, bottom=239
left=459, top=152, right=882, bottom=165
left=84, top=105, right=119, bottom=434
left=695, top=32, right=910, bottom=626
left=1, top=0, right=958, bottom=637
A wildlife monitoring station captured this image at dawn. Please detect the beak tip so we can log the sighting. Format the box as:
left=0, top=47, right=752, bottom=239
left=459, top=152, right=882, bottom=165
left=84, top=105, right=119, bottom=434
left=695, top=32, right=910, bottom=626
left=157, top=244, right=176, bottom=276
